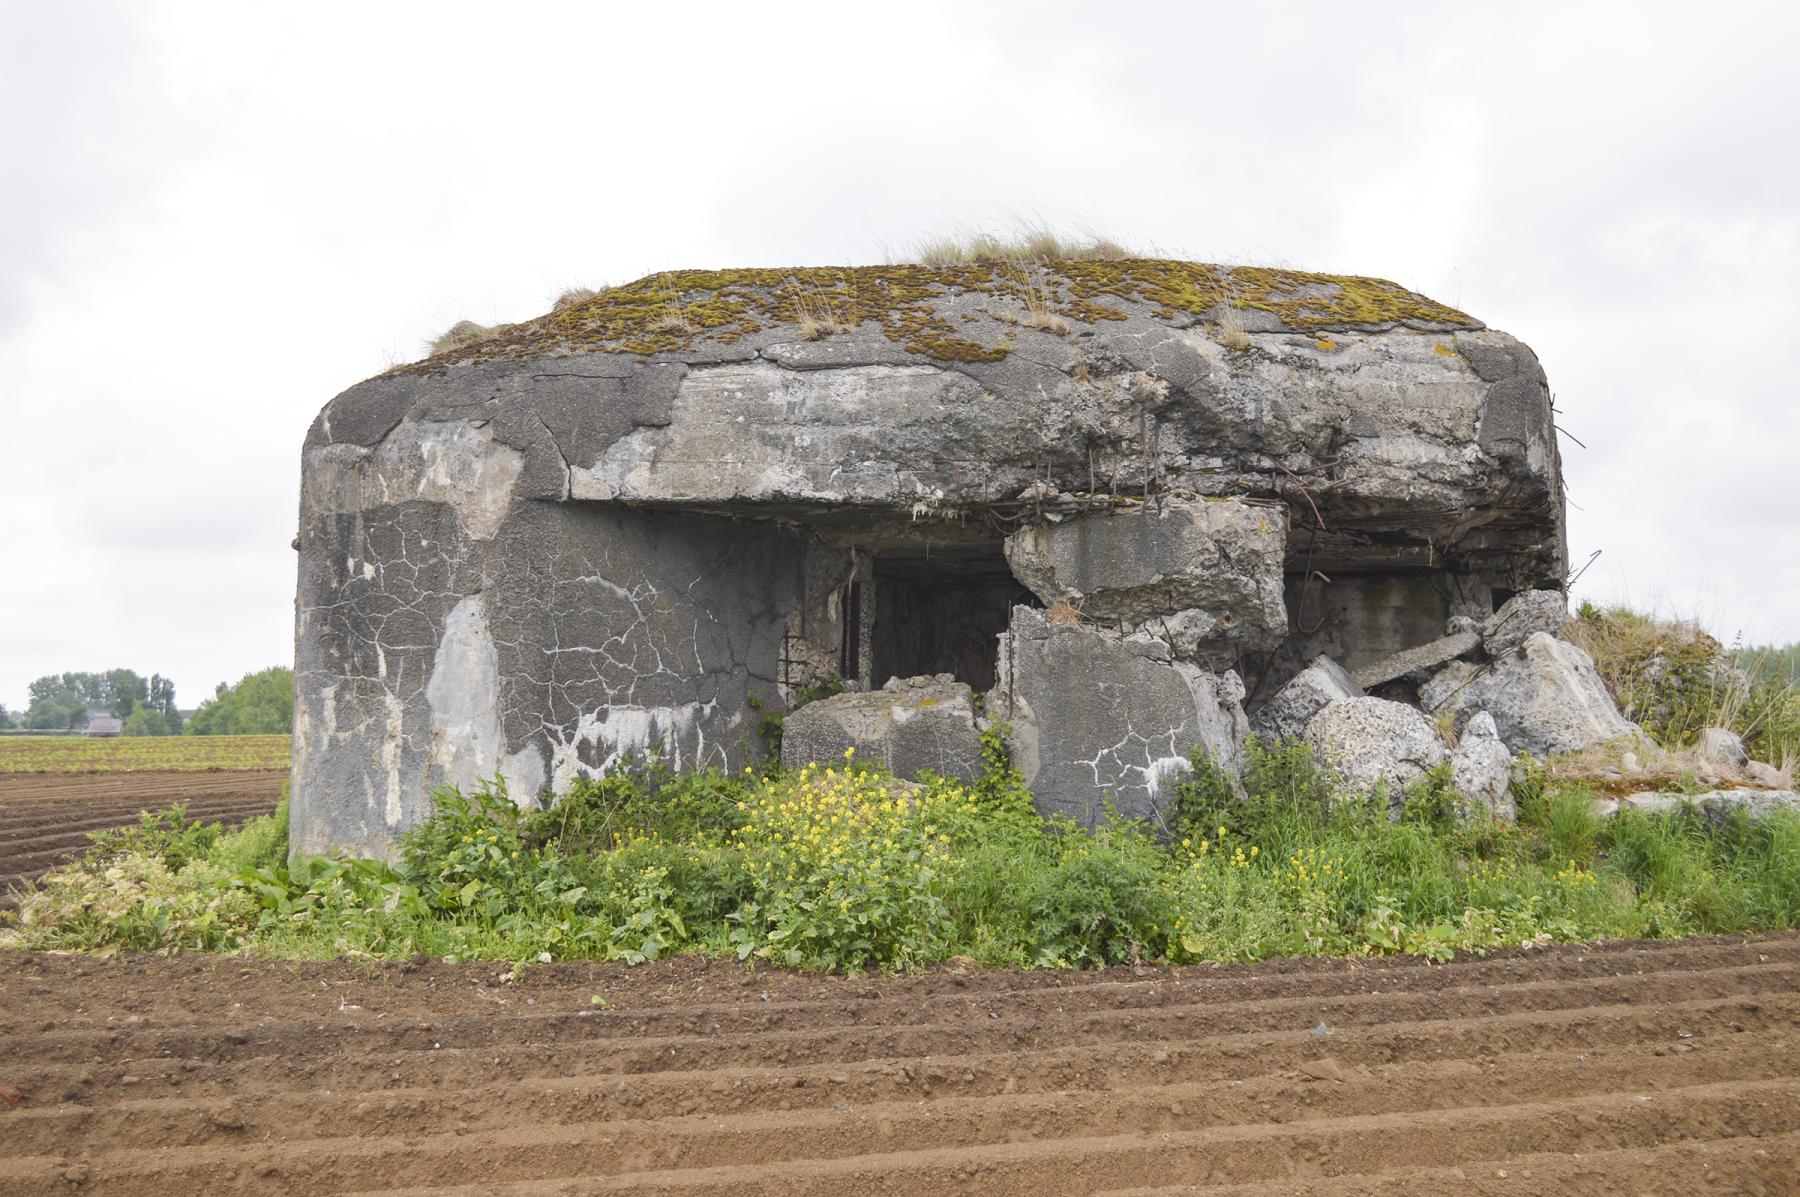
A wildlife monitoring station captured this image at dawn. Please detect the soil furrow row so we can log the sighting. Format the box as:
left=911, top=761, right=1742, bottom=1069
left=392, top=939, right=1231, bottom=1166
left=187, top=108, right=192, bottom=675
left=11, top=958, right=1792, bottom=1077
left=4, top=934, right=1794, bottom=1194
left=9, top=933, right=1792, bottom=1031
left=1095, top=1129, right=1800, bottom=1195
left=2, top=1013, right=1784, bottom=1161
left=9, top=987, right=1791, bottom=1121
left=0, top=799, right=276, bottom=833
left=11, top=1075, right=1799, bottom=1196
left=320, top=1078, right=1800, bottom=1196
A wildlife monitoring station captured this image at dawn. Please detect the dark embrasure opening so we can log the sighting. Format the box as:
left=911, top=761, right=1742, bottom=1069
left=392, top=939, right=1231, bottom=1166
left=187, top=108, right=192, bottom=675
left=868, top=543, right=1032, bottom=693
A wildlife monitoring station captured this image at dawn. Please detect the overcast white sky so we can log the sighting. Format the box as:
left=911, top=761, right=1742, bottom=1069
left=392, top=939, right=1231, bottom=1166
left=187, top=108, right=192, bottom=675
left=3, top=1, right=1797, bottom=713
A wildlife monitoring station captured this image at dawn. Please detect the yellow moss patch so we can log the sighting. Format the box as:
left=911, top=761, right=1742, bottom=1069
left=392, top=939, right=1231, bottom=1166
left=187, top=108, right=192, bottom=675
left=409, top=260, right=1475, bottom=371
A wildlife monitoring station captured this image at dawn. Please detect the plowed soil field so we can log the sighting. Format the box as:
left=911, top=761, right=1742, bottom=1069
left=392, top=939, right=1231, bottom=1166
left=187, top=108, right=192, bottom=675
left=0, top=771, right=284, bottom=902
left=2, top=934, right=1796, bottom=1195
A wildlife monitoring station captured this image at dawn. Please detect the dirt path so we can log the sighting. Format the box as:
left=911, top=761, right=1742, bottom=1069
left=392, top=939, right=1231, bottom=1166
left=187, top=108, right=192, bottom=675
left=0, top=771, right=284, bottom=900
left=1, top=934, right=1795, bottom=1194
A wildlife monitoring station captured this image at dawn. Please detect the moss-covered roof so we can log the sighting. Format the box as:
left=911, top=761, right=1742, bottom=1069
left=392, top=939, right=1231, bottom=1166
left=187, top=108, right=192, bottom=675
left=414, top=259, right=1477, bottom=371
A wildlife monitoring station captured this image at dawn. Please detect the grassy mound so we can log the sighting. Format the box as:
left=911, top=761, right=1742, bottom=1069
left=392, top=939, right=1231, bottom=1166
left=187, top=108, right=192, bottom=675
left=1566, top=603, right=1800, bottom=770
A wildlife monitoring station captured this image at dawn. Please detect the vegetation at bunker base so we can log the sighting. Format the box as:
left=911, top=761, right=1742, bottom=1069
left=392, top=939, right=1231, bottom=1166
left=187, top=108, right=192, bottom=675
left=1567, top=602, right=1800, bottom=769
left=7, top=738, right=1799, bottom=972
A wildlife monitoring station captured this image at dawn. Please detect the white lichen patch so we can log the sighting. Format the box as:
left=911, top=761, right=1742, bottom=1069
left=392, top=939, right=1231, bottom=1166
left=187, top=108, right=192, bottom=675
left=425, top=595, right=508, bottom=799
left=548, top=701, right=718, bottom=791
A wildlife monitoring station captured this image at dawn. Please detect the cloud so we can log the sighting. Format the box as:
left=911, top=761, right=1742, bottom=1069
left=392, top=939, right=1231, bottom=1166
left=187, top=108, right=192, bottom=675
left=3, top=0, right=1797, bottom=710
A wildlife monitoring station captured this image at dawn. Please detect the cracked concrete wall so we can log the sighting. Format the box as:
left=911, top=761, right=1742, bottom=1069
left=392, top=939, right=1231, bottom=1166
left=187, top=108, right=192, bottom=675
left=293, top=390, right=800, bottom=857
left=993, top=605, right=1249, bottom=829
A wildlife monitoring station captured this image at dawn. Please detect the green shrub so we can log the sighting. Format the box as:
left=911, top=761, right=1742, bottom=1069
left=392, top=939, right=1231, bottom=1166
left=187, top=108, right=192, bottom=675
left=1536, top=784, right=1604, bottom=868
left=969, top=724, right=1047, bottom=824
left=520, top=758, right=749, bottom=853
left=1169, top=748, right=1238, bottom=841
left=725, top=761, right=965, bottom=971
left=87, top=803, right=221, bottom=871
left=1400, top=763, right=1459, bottom=830
left=214, top=790, right=289, bottom=874
left=8, top=854, right=257, bottom=953
left=1025, top=821, right=1177, bottom=966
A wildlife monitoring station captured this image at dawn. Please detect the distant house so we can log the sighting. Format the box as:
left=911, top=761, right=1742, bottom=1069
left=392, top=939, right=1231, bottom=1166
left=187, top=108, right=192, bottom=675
left=84, top=710, right=123, bottom=738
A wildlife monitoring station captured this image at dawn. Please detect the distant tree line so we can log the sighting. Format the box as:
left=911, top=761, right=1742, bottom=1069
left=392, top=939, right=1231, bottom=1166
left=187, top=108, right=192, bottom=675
left=1743, top=642, right=1800, bottom=684
left=13, top=670, right=182, bottom=734
left=184, top=667, right=294, bottom=735
left=3, top=666, right=293, bottom=736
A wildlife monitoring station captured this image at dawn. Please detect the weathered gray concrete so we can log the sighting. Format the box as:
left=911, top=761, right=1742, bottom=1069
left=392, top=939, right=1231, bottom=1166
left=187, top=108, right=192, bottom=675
left=1263, top=572, right=1499, bottom=703
left=291, top=494, right=800, bottom=859
left=1420, top=632, right=1641, bottom=758
left=1594, top=789, right=1800, bottom=821
left=780, top=677, right=985, bottom=783
left=1696, top=727, right=1750, bottom=772
left=1449, top=711, right=1515, bottom=820
left=1252, top=655, right=1362, bottom=745
left=1482, top=589, right=1568, bottom=659
left=1003, top=497, right=1287, bottom=664
left=1352, top=630, right=1481, bottom=690
left=1304, top=696, right=1448, bottom=811
left=992, top=605, right=1248, bottom=829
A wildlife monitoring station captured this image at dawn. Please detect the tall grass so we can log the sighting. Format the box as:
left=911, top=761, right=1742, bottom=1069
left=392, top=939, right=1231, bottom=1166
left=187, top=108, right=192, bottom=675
left=912, top=227, right=1134, bottom=267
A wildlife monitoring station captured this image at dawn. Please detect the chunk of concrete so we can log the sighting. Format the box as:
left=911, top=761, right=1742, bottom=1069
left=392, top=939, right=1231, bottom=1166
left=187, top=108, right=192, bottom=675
left=780, top=678, right=984, bottom=783
left=1003, top=497, right=1287, bottom=664
left=1481, top=589, right=1567, bottom=659
left=1745, top=760, right=1788, bottom=788
left=1420, top=632, right=1642, bottom=757
left=1449, top=711, right=1514, bottom=820
left=1253, top=655, right=1362, bottom=745
left=1352, top=630, right=1480, bottom=690
left=1696, top=727, right=1749, bottom=773
left=1611, top=789, right=1800, bottom=821
left=993, top=605, right=1248, bottom=828
left=1304, top=696, right=1448, bottom=811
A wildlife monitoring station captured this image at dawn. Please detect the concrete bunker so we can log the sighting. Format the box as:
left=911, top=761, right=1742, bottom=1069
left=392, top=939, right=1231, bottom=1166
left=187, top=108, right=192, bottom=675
left=291, top=259, right=1570, bottom=856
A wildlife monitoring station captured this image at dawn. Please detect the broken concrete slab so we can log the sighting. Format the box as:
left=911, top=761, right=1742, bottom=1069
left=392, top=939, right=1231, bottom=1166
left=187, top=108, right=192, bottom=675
left=1352, top=631, right=1481, bottom=690
left=1481, top=589, right=1567, bottom=659
left=1420, top=633, right=1642, bottom=758
left=1696, top=727, right=1750, bottom=773
left=1449, top=711, right=1514, bottom=820
left=1252, top=656, right=1362, bottom=745
left=1745, top=761, right=1788, bottom=788
left=780, top=677, right=984, bottom=783
left=1003, top=497, right=1288, bottom=663
left=1600, top=789, right=1800, bottom=821
left=1304, top=696, right=1448, bottom=811
left=993, top=605, right=1247, bottom=829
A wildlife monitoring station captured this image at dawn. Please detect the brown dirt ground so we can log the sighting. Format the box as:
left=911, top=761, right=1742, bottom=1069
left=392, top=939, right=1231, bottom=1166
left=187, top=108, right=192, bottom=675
left=1, top=934, right=1796, bottom=1195
left=0, top=771, right=285, bottom=903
